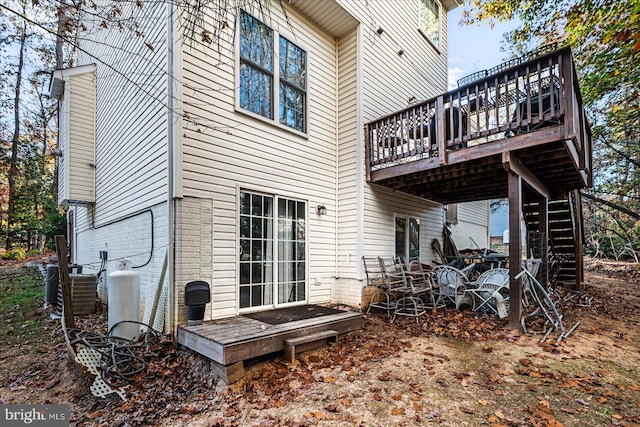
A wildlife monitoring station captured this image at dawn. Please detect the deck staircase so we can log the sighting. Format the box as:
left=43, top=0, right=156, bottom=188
left=523, top=190, right=584, bottom=289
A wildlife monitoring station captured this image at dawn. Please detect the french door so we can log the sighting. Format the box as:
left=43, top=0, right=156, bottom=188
left=239, top=190, right=307, bottom=310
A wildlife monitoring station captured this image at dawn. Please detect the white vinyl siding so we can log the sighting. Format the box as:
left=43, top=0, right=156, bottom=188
left=75, top=0, right=169, bottom=223
left=181, top=5, right=340, bottom=317
left=55, top=66, right=97, bottom=205
left=333, top=1, right=451, bottom=305
left=449, top=201, right=491, bottom=251
left=339, top=0, right=448, bottom=122
left=362, top=185, right=443, bottom=266
left=67, top=72, right=96, bottom=204
left=336, top=28, right=359, bottom=287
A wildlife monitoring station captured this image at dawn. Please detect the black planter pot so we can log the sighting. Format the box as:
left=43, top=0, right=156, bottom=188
left=187, top=304, right=206, bottom=325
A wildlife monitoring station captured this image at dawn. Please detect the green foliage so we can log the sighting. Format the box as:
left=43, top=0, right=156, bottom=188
left=463, top=0, right=640, bottom=260
left=0, top=267, right=46, bottom=344
left=1, top=1, right=60, bottom=251
left=2, top=247, right=26, bottom=260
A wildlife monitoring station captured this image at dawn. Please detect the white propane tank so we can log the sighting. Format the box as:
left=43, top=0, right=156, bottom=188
left=503, top=229, right=510, bottom=244
left=108, top=260, right=141, bottom=341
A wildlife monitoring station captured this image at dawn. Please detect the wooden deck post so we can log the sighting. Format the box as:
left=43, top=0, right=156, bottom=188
left=436, top=95, right=447, bottom=165
left=55, top=235, right=75, bottom=329
left=508, top=171, right=523, bottom=330
left=364, top=123, right=371, bottom=182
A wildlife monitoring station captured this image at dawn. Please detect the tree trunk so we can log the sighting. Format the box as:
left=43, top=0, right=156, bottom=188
left=6, top=20, right=27, bottom=250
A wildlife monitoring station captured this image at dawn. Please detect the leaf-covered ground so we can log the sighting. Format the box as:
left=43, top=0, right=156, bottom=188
left=1, top=258, right=639, bottom=426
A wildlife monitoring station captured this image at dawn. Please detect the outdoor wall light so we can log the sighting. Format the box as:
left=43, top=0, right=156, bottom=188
left=316, top=204, right=327, bottom=215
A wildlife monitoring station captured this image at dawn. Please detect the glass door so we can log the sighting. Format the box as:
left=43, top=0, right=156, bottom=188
left=239, top=191, right=307, bottom=310
left=277, top=198, right=306, bottom=304
left=239, top=192, right=274, bottom=309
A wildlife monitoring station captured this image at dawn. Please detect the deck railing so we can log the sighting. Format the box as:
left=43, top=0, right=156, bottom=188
left=365, top=47, right=590, bottom=178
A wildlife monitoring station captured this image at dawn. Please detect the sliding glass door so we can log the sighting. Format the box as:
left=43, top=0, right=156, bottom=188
left=239, top=190, right=307, bottom=310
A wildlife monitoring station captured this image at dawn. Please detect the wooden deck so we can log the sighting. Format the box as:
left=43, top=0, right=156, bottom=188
left=365, top=47, right=592, bottom=205
left=364, top=47, right=593, bottom=327
left=177, top=306, right=363, bottom=383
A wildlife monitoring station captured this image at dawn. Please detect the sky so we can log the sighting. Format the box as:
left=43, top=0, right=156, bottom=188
left=447, top=7, right=519, bottom=89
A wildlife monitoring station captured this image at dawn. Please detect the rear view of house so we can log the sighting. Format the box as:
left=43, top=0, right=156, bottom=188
left=53, top=0, right=595, bottom=381
left=52, top=0, right=482, bottom=334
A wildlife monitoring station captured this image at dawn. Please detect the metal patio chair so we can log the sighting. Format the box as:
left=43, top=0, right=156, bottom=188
left=378, top=257, right=426, bottom=323
left=407, top=260, right=443, bottom=309
left=363, top=256, right=396, bottom=318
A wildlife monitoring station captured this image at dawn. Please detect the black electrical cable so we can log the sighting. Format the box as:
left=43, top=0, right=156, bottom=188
left=66, top=321, right=170, bottom=390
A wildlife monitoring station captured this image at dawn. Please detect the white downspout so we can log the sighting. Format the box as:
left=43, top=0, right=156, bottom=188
left=334, top=37, right=339, bottom=281
left=167, top=1, right=176, bottom=337
left=355, top=24, right=364, bottom=280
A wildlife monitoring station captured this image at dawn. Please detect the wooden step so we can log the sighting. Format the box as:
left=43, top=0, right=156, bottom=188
left=284, top=330, right=338, bottom=364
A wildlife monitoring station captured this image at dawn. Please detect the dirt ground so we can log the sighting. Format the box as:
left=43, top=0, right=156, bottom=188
left=1, top=258, right=639, bottom=426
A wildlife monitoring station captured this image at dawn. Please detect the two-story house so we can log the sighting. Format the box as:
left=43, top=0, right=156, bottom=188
left=52, top=0, right=591, bottom=381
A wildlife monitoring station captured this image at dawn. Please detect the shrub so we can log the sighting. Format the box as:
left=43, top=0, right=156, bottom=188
left=2, top=247, right=27, bottom=261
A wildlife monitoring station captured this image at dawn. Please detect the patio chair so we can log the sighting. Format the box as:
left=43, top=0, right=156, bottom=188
left=363, top=256, right=396, bottom=318
left=465, top=268, right=510, bottom=318
left=432, top=265, right=472, bottom=309
left=407, top=260, right=443, bottom=309
left=378, top=257, right=426, bottom=323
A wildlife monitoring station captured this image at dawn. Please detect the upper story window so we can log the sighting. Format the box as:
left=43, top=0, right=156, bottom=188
left=418, top=0, right=440, bottom=49
left=239, top=11, right=307, bottom=133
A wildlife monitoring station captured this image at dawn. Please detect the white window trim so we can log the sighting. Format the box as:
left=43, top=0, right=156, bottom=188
left=417, top=0, right=442, bottom=54
left=234, top=11, right=310, bottom=138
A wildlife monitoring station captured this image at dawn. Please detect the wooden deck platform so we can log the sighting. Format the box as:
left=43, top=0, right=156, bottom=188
left=364, top=47, right=593, bottom=326
left=177, top=306, right=363, bottom=383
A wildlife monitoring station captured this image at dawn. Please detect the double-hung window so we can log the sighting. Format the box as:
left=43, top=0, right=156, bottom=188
left=239, top=10, right=307, bottom=133
left=418, top=0, right=440, bottom=49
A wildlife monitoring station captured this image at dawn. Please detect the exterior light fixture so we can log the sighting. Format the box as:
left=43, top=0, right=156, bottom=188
left=316, top=204, right=327, bottom=215
left=376, top=27, right=384, bottom=35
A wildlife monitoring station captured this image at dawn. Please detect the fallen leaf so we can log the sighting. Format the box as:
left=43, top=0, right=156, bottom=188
left=495, top=409, right=505, bottom=419
left=612, top=414, right=623, bottom=419
left=341, top=398, right=351, bottom=407
left=391, top=407, right=405, bottom=415
left=323, top=376, right=338, bottom=383
left=392, top=394, right=402, bottom=401
left=373, top=393, right=382, bottom=401
left=459, top=406, right=474, bottom=414
left=89, top=410, right=104, bottom=419
left=477, top=399, right=488, bottom=406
